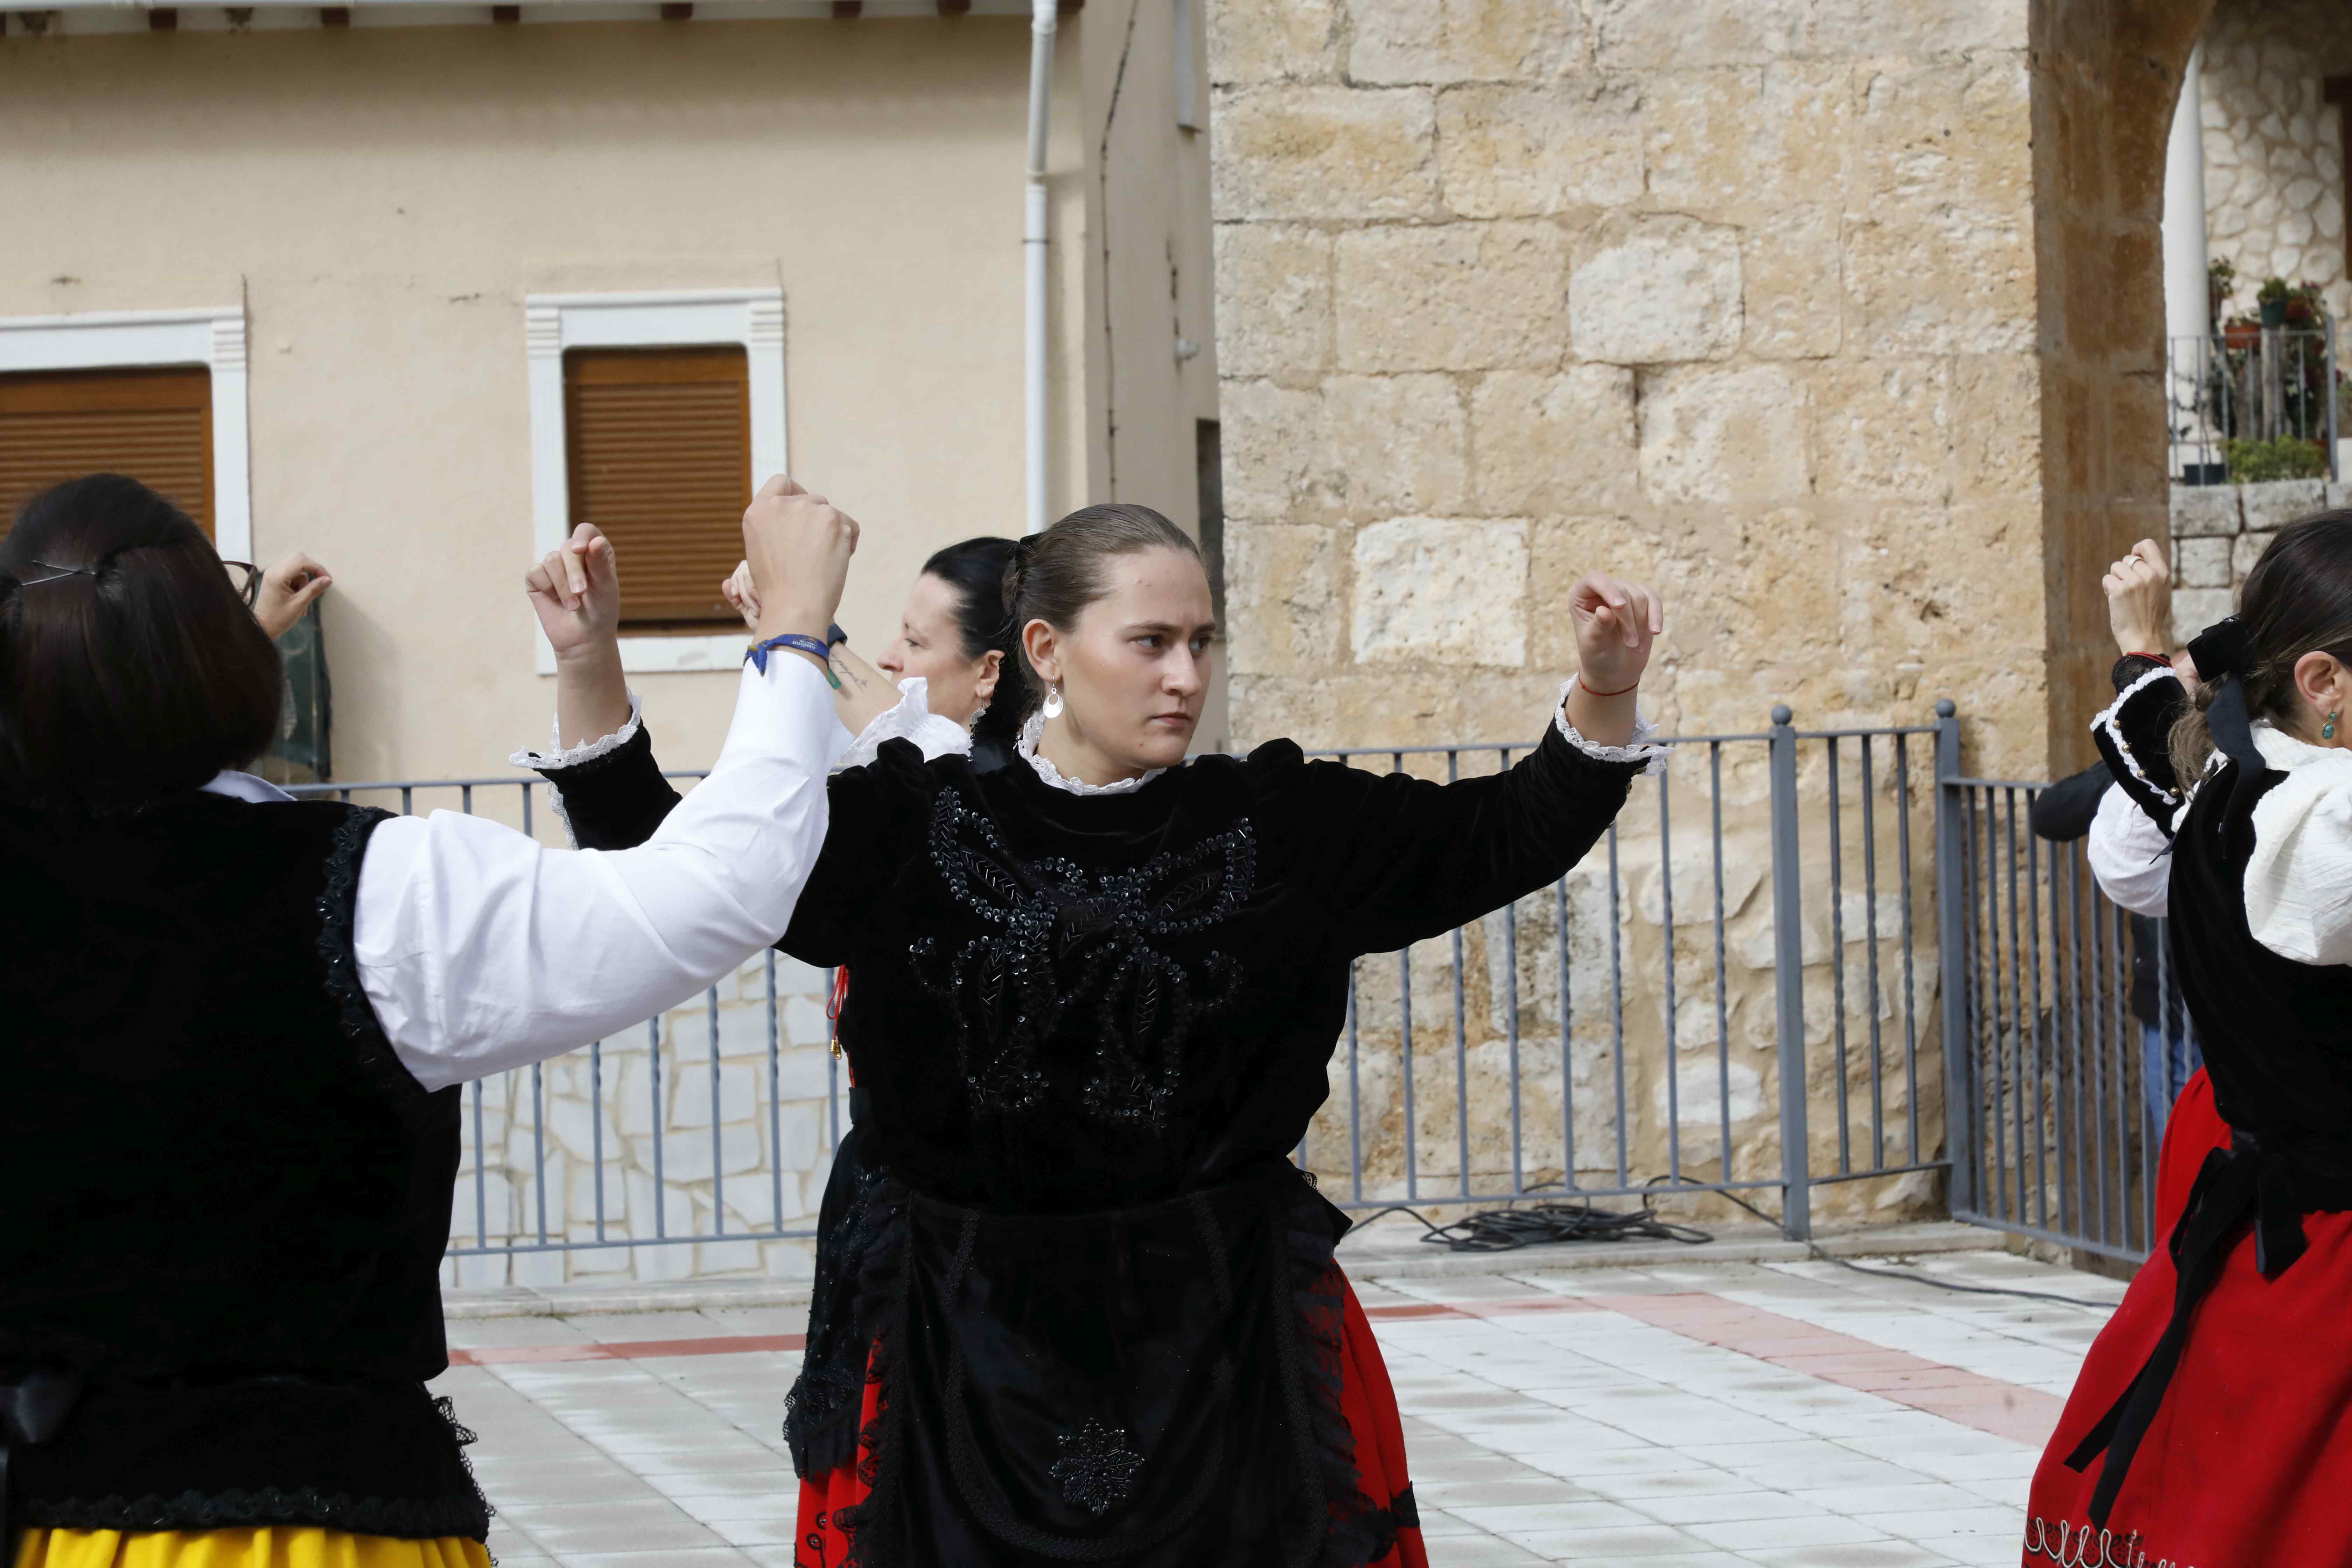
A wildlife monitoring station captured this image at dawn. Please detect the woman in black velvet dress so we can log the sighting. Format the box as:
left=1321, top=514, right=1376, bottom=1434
left=526, top=502, right=1666, bottom=1568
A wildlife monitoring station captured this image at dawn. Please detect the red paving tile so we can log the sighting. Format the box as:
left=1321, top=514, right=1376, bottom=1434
left=449, top=1332, right=804, bottom=1366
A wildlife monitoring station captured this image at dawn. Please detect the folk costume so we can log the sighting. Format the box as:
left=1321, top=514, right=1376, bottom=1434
left=2025, top=636, right=2352, bottom=1565
left=3, top=660, right=840, bottom=1568
left=533, top=684, right=1664, bottom=1568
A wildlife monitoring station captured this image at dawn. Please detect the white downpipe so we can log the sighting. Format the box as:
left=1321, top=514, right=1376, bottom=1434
left=2161, top=43, right=2210, bottom=346
left=1024, top=0, right=1057, bottom=535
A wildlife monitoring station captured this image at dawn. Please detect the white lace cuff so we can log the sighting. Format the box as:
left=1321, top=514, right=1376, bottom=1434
left=509, top=692, right=644, bottom=772
left=836, top=677, right=974, bottom=771
left=1554, top=677, right=1668, bottom=776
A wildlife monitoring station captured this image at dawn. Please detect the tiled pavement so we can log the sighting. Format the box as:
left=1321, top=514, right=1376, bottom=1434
left=434, top=1248, right=2123, bottom=1567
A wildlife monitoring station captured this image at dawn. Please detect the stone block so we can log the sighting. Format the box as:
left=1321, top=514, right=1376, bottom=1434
left=1634, top=840, right=1768, bottom=927
left=1210, top=85, right=1436, bottom=222
left=1811, top=356, right=1952, bottom=502
left=1470, top=366, right=1639, bottom=515
left=1947, top=353, right=2041, bottom=497
left=1653, top=1057, right=1765, bottom=1129
left=1206, top=0, right=1341, bottom=86
left=2169, top=483, right=2242, bottom=538
left=1589, top=0, right=1809, bottom=69
left=1810, top=0, right=2028, bottom=56
left=1436, top=79, right=1643, bottom=217
left=2172, top=588, right=2235, bottom=648
left=1226, top=520, right=1344, bottom=674
left=1213, top=224, right=1333, bottom=383
left=1637, top=364, right=1812, bottom=505
left=2232, top=530, right=2276, bottom=583
left=1842, top=210, right=2033, bottom=356
left=2174, top=534, right=2232, bottom=589
left=1741, top=204, right=1844, bottom=361
left=2240, top=478, right=2327, bottom=533
left=1219, top=379, right=1333, bottom=522
left=1645, top=63, right=1849, bottom=215
left=1570, top=214, right=1742, bottom=365
left=1345, top=0, right=1589, bottom=83
left=1351, top=518, right=1531, bottom=668
left=1336, top=221, right=1567, bottom=372
left=1852, top=57, right=2032, bottom=226
left=1325, top=373, right=1471, bottom=514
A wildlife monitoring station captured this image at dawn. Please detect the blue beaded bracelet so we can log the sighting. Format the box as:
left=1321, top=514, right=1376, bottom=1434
left=746, top=632, right=841, bottom=687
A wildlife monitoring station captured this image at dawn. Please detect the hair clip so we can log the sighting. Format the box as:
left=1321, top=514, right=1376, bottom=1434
left=18, top=559, right=96, bottom=587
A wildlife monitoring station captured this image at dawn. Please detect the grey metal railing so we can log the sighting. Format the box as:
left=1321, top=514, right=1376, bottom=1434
left=296, top=703, right=1960, bottom=1284
left=1938, top=764, right=2192, bottom=1265
left=2168, top=324, right=2341, bottom=482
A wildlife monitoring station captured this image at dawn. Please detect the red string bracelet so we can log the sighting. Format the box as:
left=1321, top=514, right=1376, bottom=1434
left=1578, top=677, right=1641, bottom=698
left=2124, top=651, right=2171, bottom=663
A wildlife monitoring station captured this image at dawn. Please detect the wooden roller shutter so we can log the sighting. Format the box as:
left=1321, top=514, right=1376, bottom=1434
left=0, top=366, right=215, bottom=543
left=564, top=345, right=751, bottom=630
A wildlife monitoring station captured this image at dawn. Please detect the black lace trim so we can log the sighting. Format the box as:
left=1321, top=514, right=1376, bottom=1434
left=316, top=805, right=441, bottom=1114
left=23, top=1486, right=490, bottom=1540
left=830, top=1182, right=911, bottom=1568
left=27, top=1393, right=493, bottom=1541
left=784, top=1147, right=890, bottom=1479
left=1276, top=1184, right=1390, bottom=1568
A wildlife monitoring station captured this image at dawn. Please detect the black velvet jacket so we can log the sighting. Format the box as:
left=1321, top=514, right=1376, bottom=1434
left=542, top=719, right=1646, bottom=1566
left=0, top=795, right=486, bottom=1542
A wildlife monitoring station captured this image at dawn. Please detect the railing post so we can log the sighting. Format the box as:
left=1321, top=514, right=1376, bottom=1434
left=1767, top=705, right=1811, bottom=1242
left=1933, top=698, right=1976, bottom=1220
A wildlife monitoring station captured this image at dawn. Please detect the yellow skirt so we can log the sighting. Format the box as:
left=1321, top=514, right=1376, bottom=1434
left=13, top=1531, right=489, bottom=1568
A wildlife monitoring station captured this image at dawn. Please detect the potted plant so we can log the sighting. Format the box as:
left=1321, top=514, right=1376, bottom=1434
left=2259, top=276, right=2290, bottom=329
left=2224, top=313, right=2262, bottom=351
left=2208, top=257, right=2238, bottom=326
left=2282, top=280, right=2326, bottom=328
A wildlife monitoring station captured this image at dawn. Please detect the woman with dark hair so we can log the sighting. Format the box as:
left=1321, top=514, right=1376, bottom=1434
left=721, top=533, right=1024, bottom=768
left=1, top=472, right=859, bottom=1568
left=529, top=500, right=1665, bottom=1568
left=2028, top=510, right=2352, bottom=1564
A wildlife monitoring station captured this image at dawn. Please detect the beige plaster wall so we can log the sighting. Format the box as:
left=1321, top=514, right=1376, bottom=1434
left=2199, top=0, right=2352, bottom=324
left=0, top=15, right=1107, bottom=780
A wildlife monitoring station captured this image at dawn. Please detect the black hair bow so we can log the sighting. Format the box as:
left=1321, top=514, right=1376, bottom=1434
left=2186, top=615, right=2266, bottom=779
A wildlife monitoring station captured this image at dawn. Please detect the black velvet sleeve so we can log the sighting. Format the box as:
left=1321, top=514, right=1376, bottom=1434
left=532, top=724, right=685, bottom=851
left=2029, top=762, right=2112, bottom=843
left=2090, top=668, right=2191, bottom=838
left=773, top=741, right=939, bottom=969
left=1255, top=716, right=1648, bottom=959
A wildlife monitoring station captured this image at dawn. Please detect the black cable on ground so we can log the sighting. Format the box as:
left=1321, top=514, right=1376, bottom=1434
left=1710, top=1190, right=2118, bottom=1311
left=1352, top=1184, right=1713, bottom=1254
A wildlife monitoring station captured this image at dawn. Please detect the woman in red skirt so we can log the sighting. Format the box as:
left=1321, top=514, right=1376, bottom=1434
left=532, top=500, right=1665, bottom=1567
left=2030, top=511, right=2352, bottom=1564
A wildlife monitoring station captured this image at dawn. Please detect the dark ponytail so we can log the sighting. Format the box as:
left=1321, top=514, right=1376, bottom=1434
left=996, top=504, right=1201, bottom=728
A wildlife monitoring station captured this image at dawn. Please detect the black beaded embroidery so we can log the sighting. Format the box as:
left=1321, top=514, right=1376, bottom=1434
left=911, top=789, right=1255, bottom=1128
left=1047, top=1419, right=1144, bottom=1517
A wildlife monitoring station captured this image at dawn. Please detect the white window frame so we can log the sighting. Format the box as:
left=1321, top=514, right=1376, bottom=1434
left=526, top=288, right=787, bottom=674
left=0, top=306, right=252, bottom=561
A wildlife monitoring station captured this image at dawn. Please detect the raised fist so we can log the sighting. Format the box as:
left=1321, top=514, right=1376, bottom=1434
left=742, top=475, right=858, bottom=642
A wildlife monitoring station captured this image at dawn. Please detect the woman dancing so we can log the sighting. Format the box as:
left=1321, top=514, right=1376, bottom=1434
left=528, top=502, right=1665, bottom=1568
left=2, top=472, right=855, bottom=1568
left=2026, top=509, right=2352, bottom=1564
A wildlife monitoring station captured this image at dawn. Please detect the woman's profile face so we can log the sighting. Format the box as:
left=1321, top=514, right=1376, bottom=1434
left=1034, top=547, right=1215, bottom=772
left=877, top=572, right=1000, bottom=726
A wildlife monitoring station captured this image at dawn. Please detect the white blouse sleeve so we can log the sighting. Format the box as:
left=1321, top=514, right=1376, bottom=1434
left=2245, top=747, right=2352, bottom=966
left=2085, top=782, right=2172, bottom=917
left=833, top=676, right=973, bottom=772
left=355, top=659, right=836, bottom=1093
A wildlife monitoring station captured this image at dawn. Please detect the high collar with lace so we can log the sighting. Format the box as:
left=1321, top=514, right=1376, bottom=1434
left=1016, top=709, right=1169, bottom=797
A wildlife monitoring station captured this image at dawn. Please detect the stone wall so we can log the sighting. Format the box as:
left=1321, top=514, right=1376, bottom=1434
left=1209, top=2, right=2053, bottom=774
left=2171, top=477, right=2352, bottom=629
left=2199, top=0, right=2352, bottom=325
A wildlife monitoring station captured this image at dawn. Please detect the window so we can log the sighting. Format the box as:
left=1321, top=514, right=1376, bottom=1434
left=564, top=346, right=749, bottom=630
left=0, top=366, right=214, bottom=541
left=0, top=307, right=250, bottom=557
left=526, top=289, right=786, bottom=672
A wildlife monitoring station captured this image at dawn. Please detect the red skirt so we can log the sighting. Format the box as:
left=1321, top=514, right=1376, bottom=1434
left=2025, top=1072, right=2352, bottom=1565
left=792, top=1267, right=1428, bottom=1568
left=2153, top=1067, right=2228, bottom=1239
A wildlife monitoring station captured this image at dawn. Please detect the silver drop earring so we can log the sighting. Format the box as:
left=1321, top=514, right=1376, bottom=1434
left=1042, top=680, right=1065, bottom=719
